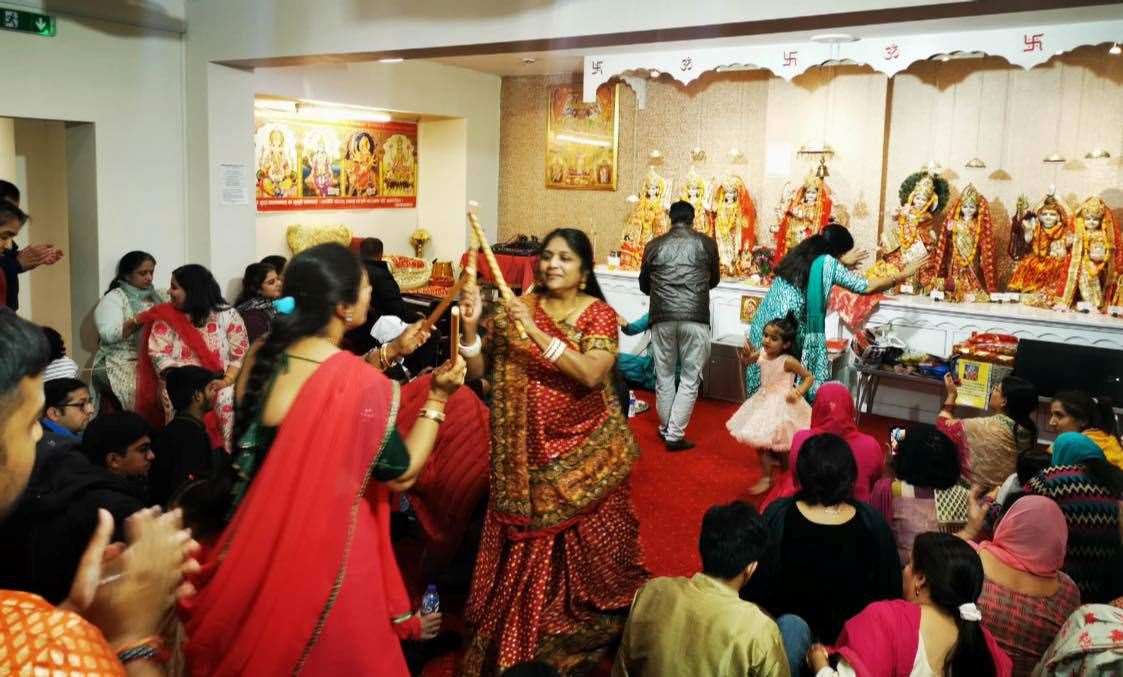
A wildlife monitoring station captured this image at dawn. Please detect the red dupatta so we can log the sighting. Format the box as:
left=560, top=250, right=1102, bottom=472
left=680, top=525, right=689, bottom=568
left=180, top=351, right=411, bottom=675
left=134, top=303, right=223, bottom=428
left=833, top=600, right=1012, bottom=677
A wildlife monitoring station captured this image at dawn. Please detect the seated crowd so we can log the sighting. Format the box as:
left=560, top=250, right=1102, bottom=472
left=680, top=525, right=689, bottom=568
left=0, top=175, right=1120, bottom=676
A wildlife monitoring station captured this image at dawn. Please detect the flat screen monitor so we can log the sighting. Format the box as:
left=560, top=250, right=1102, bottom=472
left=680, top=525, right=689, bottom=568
left=1013, top=339, right=1123, bottom=401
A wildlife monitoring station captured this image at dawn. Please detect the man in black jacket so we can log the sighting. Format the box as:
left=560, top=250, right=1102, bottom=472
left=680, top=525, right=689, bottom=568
left=149, top=366, right=220, bottom=507
left=345, top=237, right=408, bottom=355
left=639, top=201, right=720, bottom=451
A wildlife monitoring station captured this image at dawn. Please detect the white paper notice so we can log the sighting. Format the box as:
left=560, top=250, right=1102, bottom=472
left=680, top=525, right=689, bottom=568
left=765, top=143, right=792, bottom=177
left=219, top=164, right=249, bottom=206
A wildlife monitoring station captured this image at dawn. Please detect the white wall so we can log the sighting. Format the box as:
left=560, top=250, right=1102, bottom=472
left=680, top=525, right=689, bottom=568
left=250, top=62, right=499, bottom=267
left=0, top=14, right=186, bottom=294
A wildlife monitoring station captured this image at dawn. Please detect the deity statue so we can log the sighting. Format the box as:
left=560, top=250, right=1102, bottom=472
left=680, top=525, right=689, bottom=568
left=929, top=184, right=997, bottom=302
left=878, top=170, right=948, bottom=291
left=341, top=132, right=378, bottom=197
left=771, top=174, right=832, bottom=264
left=1007, top=191, right=1073, bottom=298
left=679, top=166, right=713, bottom=237
left=1057, top=196, right=1121, bottom=311
left=619, top=167, right=671, bottom=269
left=711, top=174, right=758, bottom=277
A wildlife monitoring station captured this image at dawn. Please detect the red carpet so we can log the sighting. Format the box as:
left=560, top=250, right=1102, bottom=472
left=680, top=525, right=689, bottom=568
left=629, top=391, right=897, bottom=576
left=417, top=392, right=902, bottom=675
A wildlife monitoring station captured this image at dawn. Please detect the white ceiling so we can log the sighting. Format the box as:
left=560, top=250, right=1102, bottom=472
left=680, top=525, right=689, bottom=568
left=430, top=4, right=1123, bottom=77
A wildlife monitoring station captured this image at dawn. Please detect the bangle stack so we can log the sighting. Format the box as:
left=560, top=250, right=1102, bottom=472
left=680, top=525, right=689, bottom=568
left=459, top=334, right=482, bottom=358
left=543, top=337, right=567, bottom=363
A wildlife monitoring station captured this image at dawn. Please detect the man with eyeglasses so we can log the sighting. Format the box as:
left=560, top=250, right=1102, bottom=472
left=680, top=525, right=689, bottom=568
left=37, top=378, right=95, bottom=466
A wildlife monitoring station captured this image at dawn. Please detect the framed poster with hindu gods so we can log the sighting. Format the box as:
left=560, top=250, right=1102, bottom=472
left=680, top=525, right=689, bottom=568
left=545, top=82, right=619, bottom=190
left=255, top=109, right=418, bottom=211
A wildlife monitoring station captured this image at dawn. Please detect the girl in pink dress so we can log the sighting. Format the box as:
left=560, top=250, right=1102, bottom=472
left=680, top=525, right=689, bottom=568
left=726, top=312, right=813, bottom=494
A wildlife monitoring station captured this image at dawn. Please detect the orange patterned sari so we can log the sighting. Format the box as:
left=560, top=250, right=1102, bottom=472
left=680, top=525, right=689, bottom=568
left=0, top=590, right=124, bottom=675
left=462, top=297, right=648, bottom=676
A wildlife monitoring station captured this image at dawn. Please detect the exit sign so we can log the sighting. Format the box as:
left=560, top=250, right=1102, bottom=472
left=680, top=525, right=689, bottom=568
left=0, top=7, right=55, bottom=37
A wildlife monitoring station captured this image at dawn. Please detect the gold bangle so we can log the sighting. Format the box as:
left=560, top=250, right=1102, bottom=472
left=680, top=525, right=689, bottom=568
left=419, top=408, right=445, bottom=423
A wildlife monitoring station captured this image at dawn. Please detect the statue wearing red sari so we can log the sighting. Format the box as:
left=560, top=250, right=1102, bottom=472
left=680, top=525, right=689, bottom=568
left=772, top=174, right=832, bottom=264
left=930, top=184, right=997, bottom=301
left=1007, top=191, right=1073, bottom=300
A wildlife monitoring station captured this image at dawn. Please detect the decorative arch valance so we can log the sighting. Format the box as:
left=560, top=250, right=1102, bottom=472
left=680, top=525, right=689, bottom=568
left=582, top=19, right=1123, bottom=101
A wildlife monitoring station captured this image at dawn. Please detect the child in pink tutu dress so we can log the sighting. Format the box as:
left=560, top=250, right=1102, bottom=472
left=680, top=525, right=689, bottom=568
left=726, top=312, right=814, bottom=495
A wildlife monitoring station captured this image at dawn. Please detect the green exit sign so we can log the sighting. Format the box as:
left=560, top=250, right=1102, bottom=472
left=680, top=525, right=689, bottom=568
left=0, top=7, right=55, bottom=37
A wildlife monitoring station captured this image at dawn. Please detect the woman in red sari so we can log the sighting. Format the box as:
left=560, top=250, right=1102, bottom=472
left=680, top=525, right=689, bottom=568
left=459, top=228, right=649, bottom=676
left=179, top=243, right=465, bottom=675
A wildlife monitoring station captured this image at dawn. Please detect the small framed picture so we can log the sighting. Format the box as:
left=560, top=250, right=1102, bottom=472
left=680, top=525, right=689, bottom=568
left=740, top=296, right=761, bottom=324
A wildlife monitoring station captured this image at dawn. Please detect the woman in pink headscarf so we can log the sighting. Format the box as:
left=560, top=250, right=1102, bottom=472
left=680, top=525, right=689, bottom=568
left=965, top=494, right=1081, bottom=676
left=762, top=381, right=883, bottom=507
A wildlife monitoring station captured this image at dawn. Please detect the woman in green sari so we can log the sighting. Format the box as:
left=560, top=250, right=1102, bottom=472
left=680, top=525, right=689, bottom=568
left=744, top=225, right=926, bottom=400
left=93, top=251, right=166, bottom=410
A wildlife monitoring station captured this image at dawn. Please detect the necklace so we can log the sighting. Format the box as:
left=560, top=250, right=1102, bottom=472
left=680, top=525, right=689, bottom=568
left=541, top=296, right=582, bottom=324
left=823, top=504, right=842, bottom=515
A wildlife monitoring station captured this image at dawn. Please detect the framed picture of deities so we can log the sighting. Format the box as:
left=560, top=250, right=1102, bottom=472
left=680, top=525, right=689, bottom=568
left=545, top=82, right=619, bottom=190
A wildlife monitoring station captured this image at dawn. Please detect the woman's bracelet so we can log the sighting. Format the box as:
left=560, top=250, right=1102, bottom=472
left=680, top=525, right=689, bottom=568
left=115, top=636, right=168, bottom=665
left=419, top=408, right=446, bottom=423
left=543, top=337, right=566, bottom=363
left=458, top=334, right=482, bottom=358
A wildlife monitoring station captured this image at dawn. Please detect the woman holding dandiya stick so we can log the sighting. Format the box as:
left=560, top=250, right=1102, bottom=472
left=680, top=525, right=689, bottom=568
left=180, top=244, right=465, bottom=675
left=458, top=227, right=648, bottom=675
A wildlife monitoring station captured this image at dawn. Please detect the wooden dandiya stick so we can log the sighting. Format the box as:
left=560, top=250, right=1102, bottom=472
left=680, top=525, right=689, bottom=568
left=449, top=306, right=461, bottom=358
left=466, top=206, right=528, bottom=339
left=424, top=272, right=470, bottom=330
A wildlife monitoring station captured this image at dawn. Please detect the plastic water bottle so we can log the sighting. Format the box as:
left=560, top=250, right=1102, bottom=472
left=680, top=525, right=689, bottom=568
left=420, top=584, right=440, bottom=615
left=627, top=390, right=637, bottom=418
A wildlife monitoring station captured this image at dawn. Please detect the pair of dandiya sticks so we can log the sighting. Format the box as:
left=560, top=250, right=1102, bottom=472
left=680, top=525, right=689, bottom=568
left=422, top=203, right=529, bottom=361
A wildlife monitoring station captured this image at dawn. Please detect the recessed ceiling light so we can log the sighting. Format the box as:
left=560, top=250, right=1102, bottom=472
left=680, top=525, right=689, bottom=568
left=811, top=33, right=859, bottom=44
left=939, top=55, right=951, bottom=62
left=521, top=57, right=537, bottom=64
left=378, top=57, right=404, bottom=64
left=649, top=70, right=660, bottom=78
left=1110, top=43, right=1122, bottom=56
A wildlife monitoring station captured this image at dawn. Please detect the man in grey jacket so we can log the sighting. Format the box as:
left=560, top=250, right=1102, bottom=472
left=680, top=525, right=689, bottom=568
left=639, top=201, right=720, bottom=451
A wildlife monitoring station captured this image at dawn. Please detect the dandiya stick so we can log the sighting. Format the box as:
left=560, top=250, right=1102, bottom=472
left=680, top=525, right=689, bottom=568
left=467, top=206, right=528, bottom=339
left=424, top=272, right=469, bottom=330
left=449, top=306, right=461, bottom=358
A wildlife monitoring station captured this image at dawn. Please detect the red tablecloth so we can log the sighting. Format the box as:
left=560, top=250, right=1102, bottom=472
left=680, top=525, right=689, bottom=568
left=459, top=251, right=537, bottom=291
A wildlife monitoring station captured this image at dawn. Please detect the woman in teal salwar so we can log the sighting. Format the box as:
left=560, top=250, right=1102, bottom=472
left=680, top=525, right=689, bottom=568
left=744, top=225, right=927, bottom=400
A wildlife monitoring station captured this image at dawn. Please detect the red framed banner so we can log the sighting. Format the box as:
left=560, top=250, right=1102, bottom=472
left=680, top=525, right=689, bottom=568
left=255, top=111, right=418, bottom=211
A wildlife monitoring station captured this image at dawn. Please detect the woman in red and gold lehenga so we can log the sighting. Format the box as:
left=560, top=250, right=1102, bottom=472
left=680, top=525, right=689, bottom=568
left=180, top=243, right=465, bottom=676
left=459, top=228, right=648, bottom=675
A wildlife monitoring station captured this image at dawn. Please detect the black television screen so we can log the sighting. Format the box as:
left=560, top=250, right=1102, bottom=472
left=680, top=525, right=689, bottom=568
left=1013, top=339, right=1123, bottom=401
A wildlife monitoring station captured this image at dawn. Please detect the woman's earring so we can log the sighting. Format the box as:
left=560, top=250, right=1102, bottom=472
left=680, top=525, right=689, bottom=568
left=346, top=313, right=353, bottom=323
left=580, top=278, right=587, bottom=291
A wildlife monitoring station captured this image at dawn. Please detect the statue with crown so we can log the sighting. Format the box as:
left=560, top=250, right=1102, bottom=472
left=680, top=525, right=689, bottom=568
left=710, top=173, right=758, bottom=277
left=771, top=160, right=833, bottom=265
left=872, top=166, right=949, bottom=292
left=929, top=183, right=997, bottom=302
left=1056, top=195, right=1122, bottom=311
left=678, top=166, right=713, bottom=237
left=619, top=166, right=672, bottom=269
